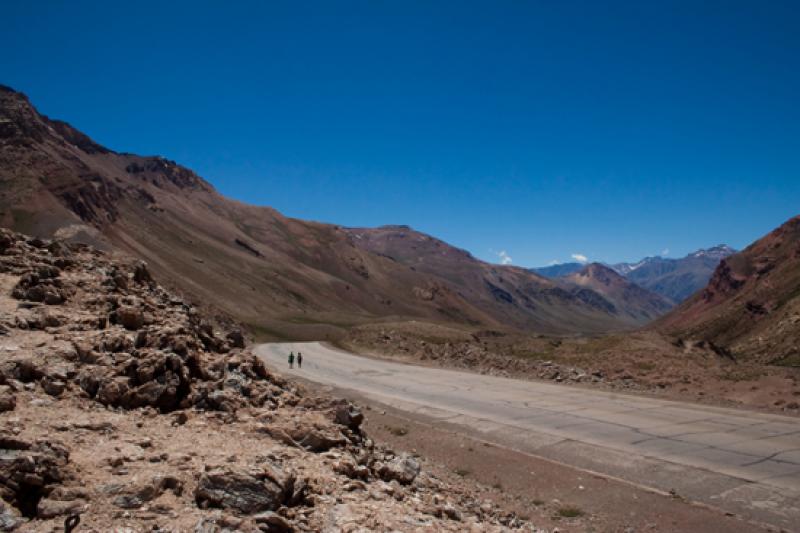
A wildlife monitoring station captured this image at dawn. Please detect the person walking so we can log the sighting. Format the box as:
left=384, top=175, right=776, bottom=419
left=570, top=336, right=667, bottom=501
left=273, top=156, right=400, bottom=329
left=288, top=351, right=295, bottom=369
left=297, top=352, right=303, bottom=369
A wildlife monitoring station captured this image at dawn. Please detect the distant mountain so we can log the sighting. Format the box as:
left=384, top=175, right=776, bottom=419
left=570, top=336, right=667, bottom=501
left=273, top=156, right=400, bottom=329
left=562, top=263, right=674, bottom=322
left=530, top=262, right=585, bottom=278
left=657, top=217, right=800, bottom=364
left=0, top=84, right=653, bottom=337
left=531, top=245, right=735, bottom=306
left=611, top=245, right=736, bottom=304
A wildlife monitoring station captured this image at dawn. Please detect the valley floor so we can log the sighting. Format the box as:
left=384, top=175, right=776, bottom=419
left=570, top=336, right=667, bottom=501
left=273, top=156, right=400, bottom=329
left=258, top=342, right=800, bottom=532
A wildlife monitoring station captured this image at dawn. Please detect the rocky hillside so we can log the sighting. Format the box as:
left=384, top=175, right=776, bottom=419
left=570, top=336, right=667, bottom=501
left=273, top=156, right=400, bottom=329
left=658, top=216, right=800, bottom=364
left=0, top=227, right=536, bottom=531
left=561, top=263, right=673, bottom=323
left=0, top=85, right=654, bottom=336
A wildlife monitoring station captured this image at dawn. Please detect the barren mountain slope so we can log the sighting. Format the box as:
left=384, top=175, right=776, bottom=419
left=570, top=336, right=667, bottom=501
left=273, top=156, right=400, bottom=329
left=0, top=85, right=652, bottom=336
left=658, top=216, right=800, bottom=363
left=346, top=225, right=656, bottom=330
left=562, top=263, right=673, bottom=322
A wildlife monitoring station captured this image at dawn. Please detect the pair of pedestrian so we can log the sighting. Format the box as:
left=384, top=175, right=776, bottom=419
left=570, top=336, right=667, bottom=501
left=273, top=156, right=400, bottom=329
left=288, top=351, right=303, bottom=369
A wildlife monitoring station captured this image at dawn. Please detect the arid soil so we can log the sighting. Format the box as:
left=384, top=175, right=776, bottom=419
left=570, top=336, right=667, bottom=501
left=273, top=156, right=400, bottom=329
left=0, top=228, right=541, bottom=532
left=340, top=321, right=800, bottom=414
left=359, top=398, right=769, bottom=533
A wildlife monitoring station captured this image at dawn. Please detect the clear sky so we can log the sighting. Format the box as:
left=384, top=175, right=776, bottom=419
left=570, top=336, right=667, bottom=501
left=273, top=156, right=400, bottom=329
left=3, top=1, right=799, bottom=267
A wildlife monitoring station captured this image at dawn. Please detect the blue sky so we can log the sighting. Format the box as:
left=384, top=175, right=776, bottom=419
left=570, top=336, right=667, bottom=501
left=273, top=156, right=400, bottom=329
left=3, top=1, right=799, bottom=267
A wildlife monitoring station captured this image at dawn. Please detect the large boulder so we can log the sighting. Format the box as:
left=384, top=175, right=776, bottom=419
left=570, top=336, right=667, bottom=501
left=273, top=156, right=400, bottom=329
left=376, top=454, right=420, bottom=485
left=333, top=404, right=364, bottom=432
left=195, top=468, right=287, bottom=515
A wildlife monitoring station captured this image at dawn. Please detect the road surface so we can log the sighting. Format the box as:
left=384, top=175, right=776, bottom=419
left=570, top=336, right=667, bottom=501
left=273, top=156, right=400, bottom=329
left=257, top=342, right=800, bottom=529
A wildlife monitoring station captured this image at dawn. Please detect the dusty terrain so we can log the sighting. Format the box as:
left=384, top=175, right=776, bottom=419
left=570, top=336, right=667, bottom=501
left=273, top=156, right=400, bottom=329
left=362, top=400, right=770, bottom=533
left=340, top=321, right=800, bottom=414
left=0, top=228, right=542, bottom=532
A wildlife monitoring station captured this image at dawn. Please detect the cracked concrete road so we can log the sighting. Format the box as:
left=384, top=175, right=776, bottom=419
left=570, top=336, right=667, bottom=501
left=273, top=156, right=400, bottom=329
left=257, top=342, right=800, bottom=530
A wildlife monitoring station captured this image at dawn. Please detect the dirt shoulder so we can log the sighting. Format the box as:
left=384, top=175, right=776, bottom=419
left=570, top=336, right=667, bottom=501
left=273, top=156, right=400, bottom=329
left=295, top=378, right=769, bottom=533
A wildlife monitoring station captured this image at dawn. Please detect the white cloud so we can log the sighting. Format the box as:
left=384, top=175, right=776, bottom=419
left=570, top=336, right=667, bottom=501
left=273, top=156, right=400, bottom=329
left=571, top=253, right=588, bottom=264
left=548, top=260, right=561, bottom=266
left=497, top=250, right=513, bottom=265
left=661, top=248, right=670, bottom=256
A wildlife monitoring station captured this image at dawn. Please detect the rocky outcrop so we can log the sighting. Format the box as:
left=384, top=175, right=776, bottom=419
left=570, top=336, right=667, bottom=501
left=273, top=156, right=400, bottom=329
left=0, top=228, right=284, bottom=414
left=0, top=435, right=70, bottom=520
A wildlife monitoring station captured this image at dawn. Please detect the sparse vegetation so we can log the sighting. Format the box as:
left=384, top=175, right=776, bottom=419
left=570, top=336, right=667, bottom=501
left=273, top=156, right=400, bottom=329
left=385, top=425, right=409, bottom=437
left=719, top=367, right=764, bottom=382
left=557, top=506, right=584, bottom=518
left=633, top=360, right=656, bottom=372
left=453, top=467, right=471, bottom=477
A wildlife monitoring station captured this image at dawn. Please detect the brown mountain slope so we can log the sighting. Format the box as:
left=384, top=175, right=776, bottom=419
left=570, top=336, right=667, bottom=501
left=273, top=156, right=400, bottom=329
left=0, top=85, right=646, bottom=337
left=347, top=225, right=651, bottom=332
left=657, top=215, right=800, bottom=364
left=562, top=263, right=673, bottom=323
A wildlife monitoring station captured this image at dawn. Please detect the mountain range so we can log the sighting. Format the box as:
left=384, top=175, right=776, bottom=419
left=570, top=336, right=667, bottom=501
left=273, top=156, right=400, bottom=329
left=532, top=245, right=736, bottom=305
left=1, top=84, right=798, bottom=364
left=0, top=85, right=670, bottom=338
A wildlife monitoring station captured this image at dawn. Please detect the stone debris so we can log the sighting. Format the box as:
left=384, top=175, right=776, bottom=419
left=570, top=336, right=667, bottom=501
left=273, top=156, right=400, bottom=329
left=0, top=228, right=540, bottom=531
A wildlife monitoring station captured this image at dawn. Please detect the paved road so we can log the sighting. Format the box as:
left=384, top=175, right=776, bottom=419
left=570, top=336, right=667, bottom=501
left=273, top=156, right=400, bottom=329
left=257, top=342, right=800, bottom=529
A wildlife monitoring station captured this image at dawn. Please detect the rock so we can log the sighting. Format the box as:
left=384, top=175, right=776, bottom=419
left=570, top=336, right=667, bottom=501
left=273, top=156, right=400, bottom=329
left=439, top=503, right=462, bottom=521
left=133, top=261, right=153, bottom=284
left=195, top=468, right=286, bottom=514
left=260, top=421, right=346, bottom=453
left=376, top=455, right=420, bottom=485
left=43, top=291, right=64, bottom=305
left=0, top=387, right=15, bottom=412
left=36, top=498, right=83, bottom=518
left=113, top=494, right=143, bottom=509
left=0, top=499, right=20, bottom=531
left=226, top=330, right=246, bottom=349
left=253, top=510, right=293, bottom=532
left=117, top=306, right=144, bottom=330
left=96, top=377, right=130, bottom=405
left=113, top=474, right=182, bottom=509
left=41, top=379, right=66, bottom=397
left=333, top=457, right=369, bottom=480
left=333, top=404, right=364, bottom=432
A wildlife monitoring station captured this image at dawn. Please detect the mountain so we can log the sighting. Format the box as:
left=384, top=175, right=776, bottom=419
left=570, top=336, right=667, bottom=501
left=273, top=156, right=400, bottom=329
left=561, top=263, right=674, bottom=322
left=531, top=245, right=734, bottom=305
left=657, top=216, right=800, bottom=364
left=609, top=246, right=736, bottom=304
left=0, top=85, right=654, bottom=337
left=530, top=262, right=585, bottom=278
